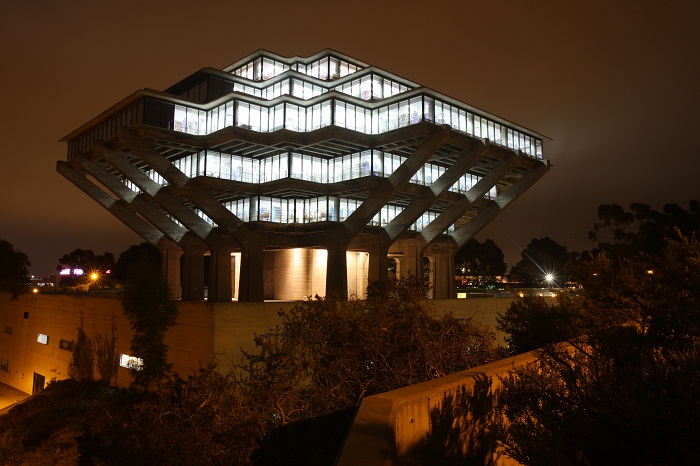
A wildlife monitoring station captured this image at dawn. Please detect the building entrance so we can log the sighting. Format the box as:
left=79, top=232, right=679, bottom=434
left=32, top=372, right=45, bottom=395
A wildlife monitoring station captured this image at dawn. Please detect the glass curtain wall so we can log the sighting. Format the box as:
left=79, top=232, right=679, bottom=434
left=152, top=149, right=494, bottom=200
left=163, top=93, right=542, bottom=158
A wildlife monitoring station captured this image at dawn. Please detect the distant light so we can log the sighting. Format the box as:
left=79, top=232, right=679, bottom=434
left=646, top=269, right=654, bottom=275
left=545, top=274, right=554, bottom=282
left=90, top=273, right=99, bottom=281
left=32, top=288, right=39, bottom=294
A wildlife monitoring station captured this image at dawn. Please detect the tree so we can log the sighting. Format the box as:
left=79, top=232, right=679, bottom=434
left=0, top=239, right=30, bottom=300
left=69, top=325, right=94, bottom=382
left=590, top=200, right=700, bottom=260
left=495, top=235, right=700, bottom=465
left=496, top=294, right=583, bottom=353
left=83, top=366, right=265, bottom=466
left=236, top=277, right=502, bottom=426
left=112, top=242, right=161, bottom=281
left=57, top=248, right=115, bottom=287
left=94, top=313, right=119, bottom=385
left=508, top=237, right=575, bottom=286
left=120, top=253, right=177, bottom=390
left=455, top=238, right=507, bottom=287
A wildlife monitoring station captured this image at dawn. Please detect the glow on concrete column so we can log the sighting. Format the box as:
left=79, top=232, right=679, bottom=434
left=157, top=238, right=182, bottom=300
left=326, top=242, right=348, bottom=299
left=181, top=243, right=207, bottom=300
left=238, top=239, right=265, bottom=302
left=208, top=241, right=235, bottom=302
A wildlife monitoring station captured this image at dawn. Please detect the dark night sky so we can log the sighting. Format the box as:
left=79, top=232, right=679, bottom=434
left=1, top=0, right=699, bottom=276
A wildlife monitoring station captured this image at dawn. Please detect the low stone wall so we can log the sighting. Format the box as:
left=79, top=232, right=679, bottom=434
left=336, top=351, right=539, bottom=466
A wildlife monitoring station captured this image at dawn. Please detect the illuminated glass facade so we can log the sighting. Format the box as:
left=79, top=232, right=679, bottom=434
left=60, top=49, right=549, bottom=302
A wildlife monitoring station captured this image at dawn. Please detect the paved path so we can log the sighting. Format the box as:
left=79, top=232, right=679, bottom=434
left=0, top=382, right=30, bottom=412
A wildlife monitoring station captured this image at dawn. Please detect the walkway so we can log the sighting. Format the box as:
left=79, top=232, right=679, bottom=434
left=0, top=383, right=30, bottom=413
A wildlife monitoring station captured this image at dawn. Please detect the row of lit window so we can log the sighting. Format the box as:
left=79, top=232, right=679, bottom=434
left=136, top=150, right=494, bottom=199
left=230, top=54, right=363, bottom=82
left=69, top=93, right=543, bottom=161
left=231, top=73, right=410, bottom=102
left=195, top=197, right=456, bottom=233
left=176, top=95, right=543, bottom=157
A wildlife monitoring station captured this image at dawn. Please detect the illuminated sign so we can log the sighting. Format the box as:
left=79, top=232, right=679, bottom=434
left=37, top=333, right=49, bottom=345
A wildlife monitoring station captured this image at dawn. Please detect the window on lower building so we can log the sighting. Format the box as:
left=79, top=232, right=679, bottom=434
left=120, top=354, right=143, bottom=371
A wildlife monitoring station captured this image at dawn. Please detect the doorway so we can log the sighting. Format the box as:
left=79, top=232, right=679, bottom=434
left=32, top=372, right=45, bottom=395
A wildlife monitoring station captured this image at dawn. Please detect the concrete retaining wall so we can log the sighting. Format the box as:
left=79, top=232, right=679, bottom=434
left=336, top=351, right=539, bottom=466
left=0, top=292, right=545, bottom=396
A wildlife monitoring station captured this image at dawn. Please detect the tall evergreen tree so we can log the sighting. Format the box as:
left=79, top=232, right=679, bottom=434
left=120, top=253, right=177, bottom=390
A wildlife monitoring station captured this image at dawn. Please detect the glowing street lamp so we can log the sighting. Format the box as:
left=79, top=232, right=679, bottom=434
left=545, top=273, right=554, bottom=288
left=90, top=272, right=99, bottom=281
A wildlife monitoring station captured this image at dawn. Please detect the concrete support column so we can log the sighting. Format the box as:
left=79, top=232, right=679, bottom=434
left=326, top=242, right=349, bottom=299
left=208, top=242, right=235, bottom=302
left=424, top=243, right=458, bottom=299
left=431, top=252, right=456, bottom=299
left=238, top=238, right=265, bottom=302
left=390, top=238, right=427, bottom=279
left=181, top=244, right=206, bottom=300
left=157, top=238, right=183, bottom=300
left=366, top=239, right=391, bottom=284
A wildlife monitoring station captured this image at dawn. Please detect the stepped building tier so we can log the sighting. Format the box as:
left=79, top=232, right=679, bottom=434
left=59, top=49, right=549, bottom=302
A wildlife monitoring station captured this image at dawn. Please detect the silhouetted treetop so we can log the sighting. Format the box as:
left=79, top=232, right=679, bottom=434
left=589, top=199, right=700, bottom=258
left=0, top=239, right=30, bottom=300
left=509, top=237, right=576, bottom=286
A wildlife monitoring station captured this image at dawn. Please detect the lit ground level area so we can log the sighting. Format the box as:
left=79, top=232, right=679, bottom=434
left=160, top=242, right=458, bottom=302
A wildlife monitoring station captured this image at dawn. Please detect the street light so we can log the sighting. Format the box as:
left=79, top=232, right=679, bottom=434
left=545, top=273, right=554, bottom=288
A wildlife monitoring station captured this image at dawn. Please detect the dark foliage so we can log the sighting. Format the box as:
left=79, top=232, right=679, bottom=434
left=508, top=236, right=576, bottom=286
left=57, top=248, right=115, bottom=288
left=237, top=277, right=502, bottom=427
left=589, top=200, right=700, bottom=259
left=455, top=238, right=507, bottom=287
left=68, top=325, right=94, bottom=382
left=0, top=239, right=30, bottom=300
left=497, top=294, right=583, bottom=353
left=120, top=254, right=177, bottom=390
left=111, top=242, right=161, bottom=281
left=253, top=408, right=356, bottom=466
left=496, top=235, right=700, bottom=465
left=82, top=367, right=264, bottom=466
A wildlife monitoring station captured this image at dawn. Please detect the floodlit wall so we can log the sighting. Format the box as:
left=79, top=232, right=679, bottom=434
left=264, top=249, right=329, bottom=300
left=261, top=248, right=370, bottom=301
left=347, top=251, right=370, bottom=299
left=0, top=293, right=215, bottom=393
left=0, top=292, right=553, bottom=395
